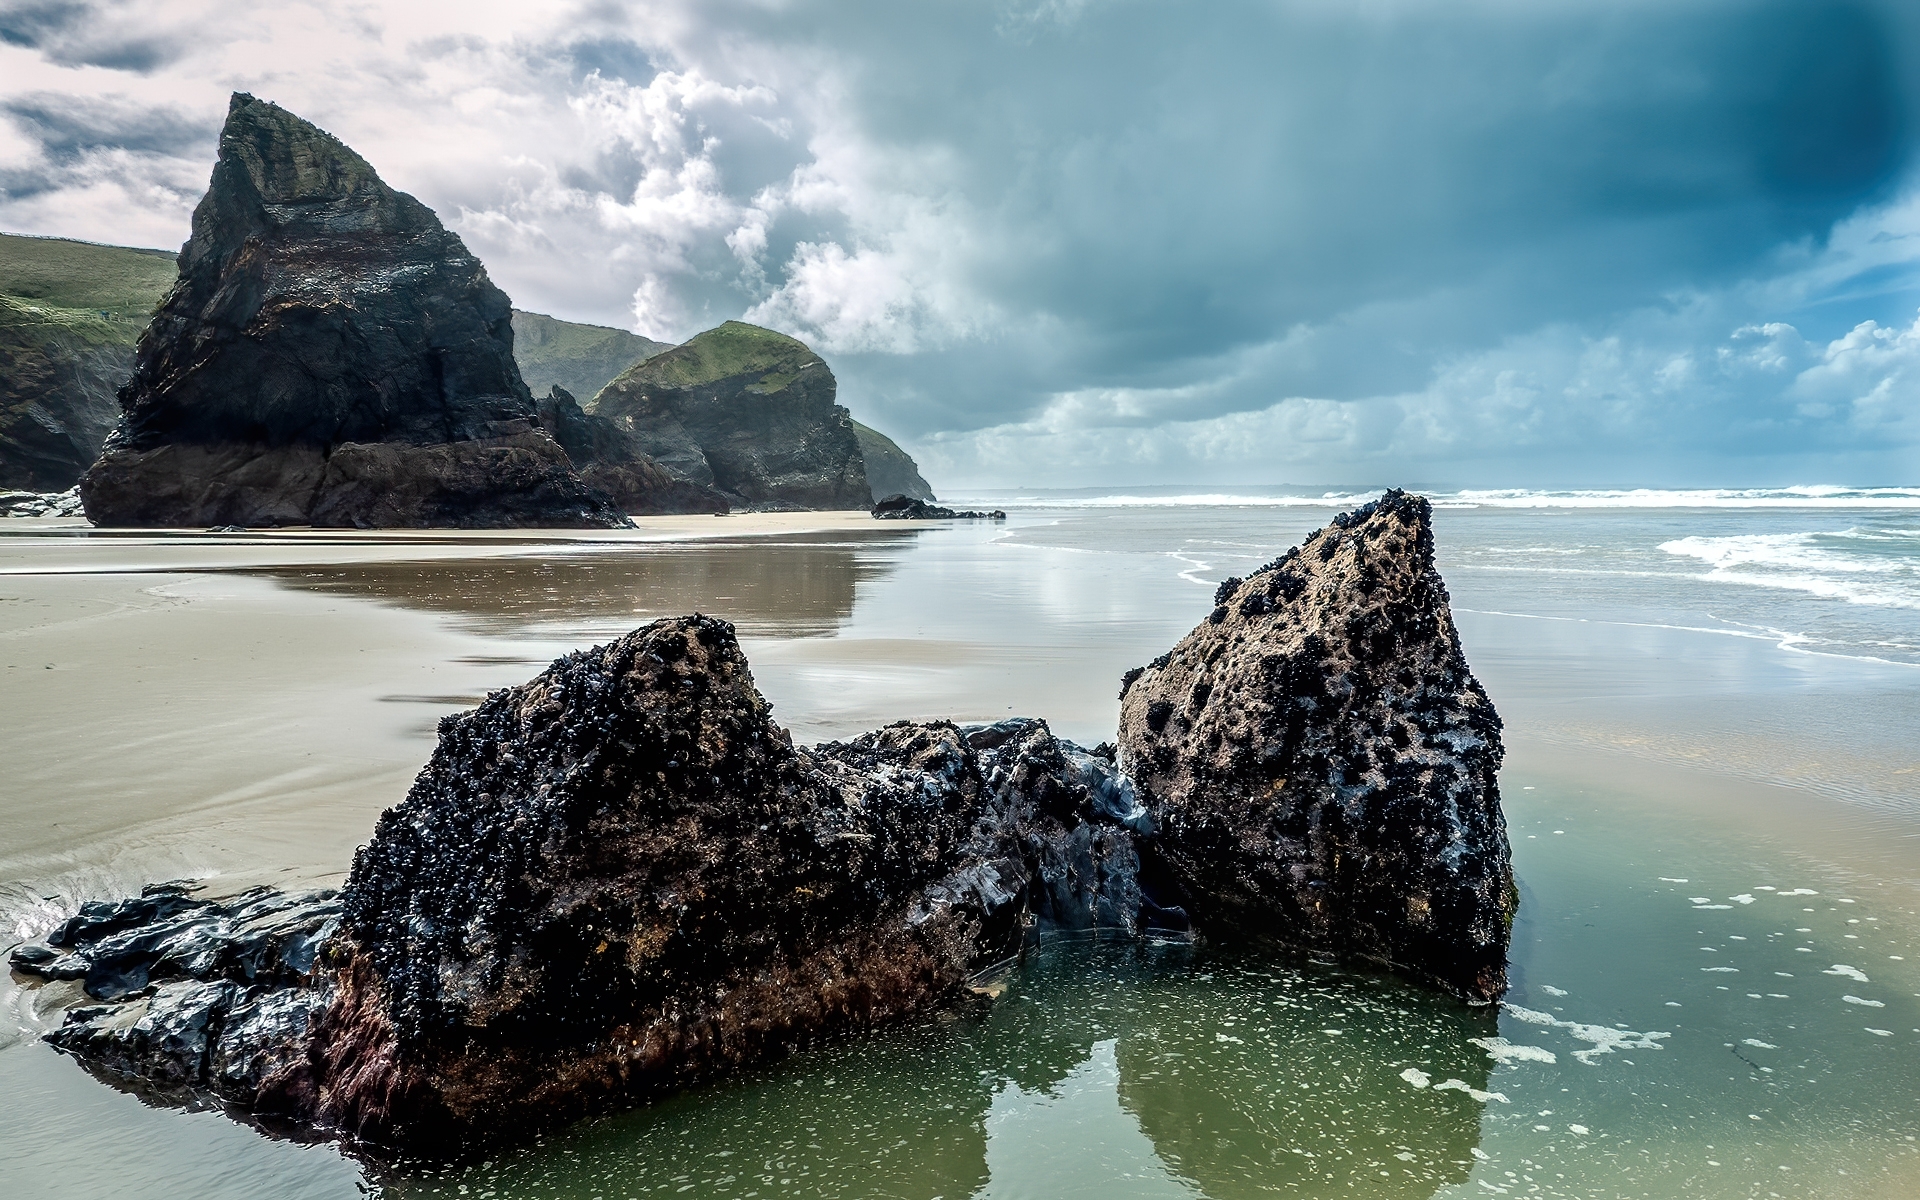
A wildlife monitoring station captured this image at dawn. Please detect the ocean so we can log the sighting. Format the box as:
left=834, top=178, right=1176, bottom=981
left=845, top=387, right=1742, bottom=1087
left=1, top=487, right=1916, bottom=1199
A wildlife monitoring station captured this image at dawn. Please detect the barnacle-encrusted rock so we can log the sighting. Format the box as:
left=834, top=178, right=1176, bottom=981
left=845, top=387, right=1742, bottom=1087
left=1117, top=488, right=1514, bottom=999
left=14, top=490, right=1513, bottom=1151
left=78, top=94, right=626, bottom=529
left=20, top=619, right=1147, bottom=1148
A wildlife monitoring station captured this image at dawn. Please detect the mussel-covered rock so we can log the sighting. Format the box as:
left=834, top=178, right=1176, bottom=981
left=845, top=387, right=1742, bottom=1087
left=15, top=490, right=1514, bottom=1152
left=22, top=620, right=1148, bottom=1148
left=1117, top=489, right=1514, bottom=1000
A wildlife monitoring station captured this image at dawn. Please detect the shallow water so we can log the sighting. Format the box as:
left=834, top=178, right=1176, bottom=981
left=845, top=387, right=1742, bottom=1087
left=2, top=493, right=1917, bottom=1198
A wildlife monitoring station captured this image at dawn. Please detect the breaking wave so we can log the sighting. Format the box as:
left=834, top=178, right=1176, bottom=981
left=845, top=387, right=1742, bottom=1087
left=963, top=486, right=1920, bottom=510
left=1659, top=527, right=1920, bottom=611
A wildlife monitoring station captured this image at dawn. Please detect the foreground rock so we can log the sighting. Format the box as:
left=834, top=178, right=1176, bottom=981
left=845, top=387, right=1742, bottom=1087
left=19, top=618, right=1156, bottom=1147
left=591, top=321, right=870, bottom=511
left=12, top=884, right=339, bottom=1091
left=13, top=491, right=1512, bottom=1150
left=872, top=494, right=1007, bottom=520
left=536, top=386, right=731, bottom=515
left=1118, top=489, right=1514, bottom=999
left=79, top=94, right=625, bottom=530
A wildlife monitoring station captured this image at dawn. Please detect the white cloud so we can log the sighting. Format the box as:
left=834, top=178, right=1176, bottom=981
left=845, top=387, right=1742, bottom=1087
left=1792, top=312, right=1920, bottom=434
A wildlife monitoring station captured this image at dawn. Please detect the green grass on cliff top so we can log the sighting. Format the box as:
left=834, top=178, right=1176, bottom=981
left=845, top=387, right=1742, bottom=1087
left=619, top=320, right=822, bottom=393
left=0, top=233, right=175, bottom=319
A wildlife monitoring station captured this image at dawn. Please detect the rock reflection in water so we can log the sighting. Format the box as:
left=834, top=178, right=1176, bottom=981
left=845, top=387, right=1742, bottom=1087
left=377, top=943, right=1492, bottom=1200
left=257, top=532, right=914, bottom=641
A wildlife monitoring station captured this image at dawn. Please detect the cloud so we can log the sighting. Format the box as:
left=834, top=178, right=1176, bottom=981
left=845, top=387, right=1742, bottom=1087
left=0, top=0, right=1916, bottom=485
left=0, top=0, right=193, bottom=73
left=1793, top=311, right=1920, bottom=435
left=1, top=91, right=213, bottom=168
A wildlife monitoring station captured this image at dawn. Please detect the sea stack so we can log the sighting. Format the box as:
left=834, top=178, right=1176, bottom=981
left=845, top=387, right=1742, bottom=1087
left=1117, top=489, right=1514, bottom=1000
left=591, top=321, right=871, bottom=510
left=79, top=94, right=626, bottom=529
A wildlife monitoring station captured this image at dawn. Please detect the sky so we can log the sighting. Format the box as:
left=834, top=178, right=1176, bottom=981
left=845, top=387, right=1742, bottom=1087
left=2, top=0, right=1918, bottom=490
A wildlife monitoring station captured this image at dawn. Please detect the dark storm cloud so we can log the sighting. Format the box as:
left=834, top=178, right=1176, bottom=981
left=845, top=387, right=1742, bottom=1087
left=0, top=0, right=188, bottom=72
left=764, top=0, right=1908, bottom=393
left=1, top=92, right=213, bottom=165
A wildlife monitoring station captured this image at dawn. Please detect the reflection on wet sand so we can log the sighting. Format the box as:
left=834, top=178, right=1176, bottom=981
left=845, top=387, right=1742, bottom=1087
left=256, top=531, right=916, bottom=641
left=379, top=943, right=1492, bottom=1200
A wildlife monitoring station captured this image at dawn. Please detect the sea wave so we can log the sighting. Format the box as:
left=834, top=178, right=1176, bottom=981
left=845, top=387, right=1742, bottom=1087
left=1433, top=487, right=1920, bottom=509
left=1660, top=529, right=1920, bottom=610
left=957, top=486, right=1920, bottom=510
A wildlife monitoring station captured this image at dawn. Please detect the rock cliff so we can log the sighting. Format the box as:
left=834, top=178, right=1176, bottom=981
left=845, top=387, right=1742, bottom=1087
left=0, top=234, right=175, bottom=491
left=851, top=420, right=935, bottom=502
left=1117, top=489, right=1514, bottom=1000
left=12, top=492, right=1513, bottom=1151
left=78, top=94, right=625, bottom=529
left=511, top=311, right=670, bottom=402
left=536, top=386, right=730, bottom=515
left=590, top=321, right=870, bottom=510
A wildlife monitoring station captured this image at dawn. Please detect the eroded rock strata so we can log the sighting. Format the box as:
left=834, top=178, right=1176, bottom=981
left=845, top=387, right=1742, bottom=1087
left=21, top=885, right=340, bottom=1093
left=79, top=94, right=626, bottom=529
left=12, top=491, right=1512, bottom=1151
left=1118, top=489, right=1514, bottom=1000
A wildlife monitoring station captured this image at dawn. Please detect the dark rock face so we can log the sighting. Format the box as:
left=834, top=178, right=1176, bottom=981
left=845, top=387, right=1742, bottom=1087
left=591, top=321, right=870, bottom=511
left=78, top=94, right=625, bottom=530
left=0, top=314, right=131, bottom=491
left=872, top=494, right=1006, bottom=521
left=0, top=233, right=176, bottom=491
left=1116, top=489, right=1514, bottom=1000
left=19, top=618, right=1146, bottom=1148
left=850, top=420, right=934, bottom=502
left=536, top=386, right=730, bottom=515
